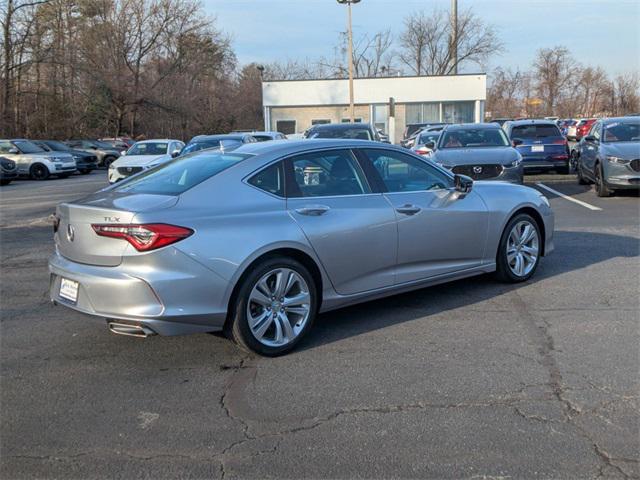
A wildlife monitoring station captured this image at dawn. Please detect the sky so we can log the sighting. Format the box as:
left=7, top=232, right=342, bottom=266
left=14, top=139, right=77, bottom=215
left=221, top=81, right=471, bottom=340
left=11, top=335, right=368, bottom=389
left=202, top=0, right=640, bottom=77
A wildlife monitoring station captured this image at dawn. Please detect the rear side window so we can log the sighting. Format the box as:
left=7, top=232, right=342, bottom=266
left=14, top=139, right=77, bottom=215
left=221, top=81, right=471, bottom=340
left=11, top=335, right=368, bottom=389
left=248, top=162, right=285, bottom=197
left=512, top=124, right=562, bottom=138
left=113, top=151, right=251, bottom=195
left=287, top=149, right=370, bottom=198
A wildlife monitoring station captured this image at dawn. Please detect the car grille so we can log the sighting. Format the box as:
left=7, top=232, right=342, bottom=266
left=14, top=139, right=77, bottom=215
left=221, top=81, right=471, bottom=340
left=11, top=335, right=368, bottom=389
left=1, top=158, right=16, bottom=170
left=451, top=164, right=504, bottom=180
left=630, top=159, right=640, bottom=172
left=117, top=166, right=143, bottom=176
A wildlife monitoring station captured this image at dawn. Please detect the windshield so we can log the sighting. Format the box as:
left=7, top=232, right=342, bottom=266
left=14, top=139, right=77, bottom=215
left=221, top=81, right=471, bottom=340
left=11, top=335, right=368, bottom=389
left=181, top=139, right=241, bottom=155
left=127, top=142, right=169, bottom=156
left=603, top=121, right=640, bottom=143
left=439, top=128, right=509, bottom=148
left=308, top=128, right=372, bottom=140
left=113, top=151, right=251, bottom=195
left=418, top=132, right=441, bottom=145
left=44, top=140, right=71, bottom=151
left=512, top=124, right=562, bottom=139
left=13, top=140, right=45, bottom=154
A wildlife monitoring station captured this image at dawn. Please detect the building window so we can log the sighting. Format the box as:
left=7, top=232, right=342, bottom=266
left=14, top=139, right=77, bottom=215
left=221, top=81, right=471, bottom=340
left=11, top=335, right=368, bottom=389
left=442, top=101, right=475, bottom=123
left=311, top=119, right=331, bottom=125
left=405, top=102, right=440, bottom=124
left=276, top=120, right=296, bottom=135
left=341, top=118, right=363, bottom=123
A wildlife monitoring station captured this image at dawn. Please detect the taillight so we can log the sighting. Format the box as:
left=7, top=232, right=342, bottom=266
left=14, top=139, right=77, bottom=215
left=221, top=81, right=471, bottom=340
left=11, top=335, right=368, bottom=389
left=553, top=139, right=567, bottom=145
left=415, top=148, right=431, bottom=156
left=91, top=223, right=193, bottom=251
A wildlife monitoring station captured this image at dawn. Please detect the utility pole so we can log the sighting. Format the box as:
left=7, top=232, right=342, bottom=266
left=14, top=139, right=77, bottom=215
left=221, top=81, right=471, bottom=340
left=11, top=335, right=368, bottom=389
left=451, top=0, right=458, bottom=75
left=337, top=0, right=360, bottom=122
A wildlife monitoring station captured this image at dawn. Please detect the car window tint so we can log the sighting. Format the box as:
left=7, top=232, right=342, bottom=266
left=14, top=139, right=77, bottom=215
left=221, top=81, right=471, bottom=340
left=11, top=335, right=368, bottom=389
left=363, top=149, right=451, bottom=193
left=0, top=141, right=14, bottom=153
left=511, top=124, right=562, bottom=138
left=288, top=149, right=369, bottom=198
left=248, top=162, right=284, bottom=197
left=603, top=121, right=640, bottom=142
left=591, top=123, right=601, bottom=141
left=113, top=151, right=251, bottom=195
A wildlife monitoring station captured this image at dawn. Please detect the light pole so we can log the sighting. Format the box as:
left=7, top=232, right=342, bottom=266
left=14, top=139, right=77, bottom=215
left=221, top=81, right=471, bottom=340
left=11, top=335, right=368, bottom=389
left=337, top=0, right=360, bottom=123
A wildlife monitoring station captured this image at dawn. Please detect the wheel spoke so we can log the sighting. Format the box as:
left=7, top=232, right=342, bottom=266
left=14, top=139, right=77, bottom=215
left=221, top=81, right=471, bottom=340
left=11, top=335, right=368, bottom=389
left=286, top=306, right=309, bottom=317
left=284, top=271, right=297, bottom=297
left=283, top=291, right=310, bottom=307
left=257, top=277, right=273, bottom=298
left=273, top=270, right=287, bottom=298
left=252, top=312, right=273, bottom=340
left=521, top=245, right=538, bottom=256
left=273, top=315, right=283, bottom=343
left=277, top=312, right=294, bottom=341
left=249, top=289, right=271, bottom=307
left=519, top=224, right=532, bottom=245
left=514, top=254, right=524, bottom=276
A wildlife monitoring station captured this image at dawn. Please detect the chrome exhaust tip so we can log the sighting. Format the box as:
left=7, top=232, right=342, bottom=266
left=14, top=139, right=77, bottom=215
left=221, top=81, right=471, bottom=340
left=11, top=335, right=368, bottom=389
left=108, top=322, right=156, bottom=338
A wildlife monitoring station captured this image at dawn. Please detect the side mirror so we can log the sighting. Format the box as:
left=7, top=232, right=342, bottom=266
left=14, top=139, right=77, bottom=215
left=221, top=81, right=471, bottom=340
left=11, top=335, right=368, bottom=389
left=425, top=141, right=436, bottom=150
left=170, top=150, right=181, bottom=158
left=512, top=138, right=523, bottom=147
left=454, top=174, right=473, bottom=194
left=584, top=135, right=597, bottom=143
left=8, top=147, right=19, bottom=154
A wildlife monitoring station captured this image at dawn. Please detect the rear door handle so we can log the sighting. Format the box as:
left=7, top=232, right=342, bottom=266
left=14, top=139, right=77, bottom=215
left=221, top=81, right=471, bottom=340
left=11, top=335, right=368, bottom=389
left=295, top=205, right=330, bottom=216
left=395, top=204, right=421, bottom=215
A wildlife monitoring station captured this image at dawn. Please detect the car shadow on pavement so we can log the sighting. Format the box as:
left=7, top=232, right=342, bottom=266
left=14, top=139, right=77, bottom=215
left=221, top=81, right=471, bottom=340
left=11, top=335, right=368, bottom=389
left=296, top=230, right=639, bottom=352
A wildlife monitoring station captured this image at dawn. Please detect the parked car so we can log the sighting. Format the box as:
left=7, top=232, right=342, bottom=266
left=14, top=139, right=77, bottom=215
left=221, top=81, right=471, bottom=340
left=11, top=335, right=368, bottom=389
left=575, top=118, right=597, bottom=141
left=99, top=137, right=135, bottom=149
left=49, top=139, right=554, bottom=355
left=249, top=131, right=288, bottom=142
left=575, top=116, right=640, bottom=197
left=303, top=123, right=384, bottom=142
left=65, top=139, right=121, bottom=167
left=0, top=139, right=76, bottom=179
left=401, top=123, right=446, bottom=148
left=0, top=156, right=18, bottom=185
left=503, top=120, right=569, bottom=173
left=182, top=134, right=257, bottom=155
left=34, top=140, right=99, bottom=174
left=558, top=119, right=576, bottom=137
left=411, top=126, right=444, bottom=157
left=430, top=124, right=523, bottom=183
left=108, top=139, right=184, bottom=183
left=491, top=118, right=514, bottom=127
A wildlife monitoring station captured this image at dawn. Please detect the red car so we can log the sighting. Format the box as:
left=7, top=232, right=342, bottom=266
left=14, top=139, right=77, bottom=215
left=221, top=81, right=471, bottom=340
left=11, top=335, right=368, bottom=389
left=575, top=118, right=596, bottom=140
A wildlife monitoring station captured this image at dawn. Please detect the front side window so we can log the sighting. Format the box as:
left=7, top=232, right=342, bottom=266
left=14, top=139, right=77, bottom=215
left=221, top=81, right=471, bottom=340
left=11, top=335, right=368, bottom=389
left=112, top=150, right=251, bottom=195
left=363, top=149, right=451, bottom=193
left=248, top=162, right=284, bottom=197
left=13, top=140, right=45, bottom=154
left=127, top=142, right=169, bottom=156
left=287, top=149, right=369, bottom=198
left=439, top=128, right=509, bottom=149
left=603, top=121, right=640, bottom=143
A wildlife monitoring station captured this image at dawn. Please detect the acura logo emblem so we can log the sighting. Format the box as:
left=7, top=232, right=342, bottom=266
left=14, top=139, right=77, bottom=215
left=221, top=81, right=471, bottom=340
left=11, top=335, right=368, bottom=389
left=473, top=166, right=483, bottom=174
left=126, top=167, right=133, bottom=172
left=66, top=224, right=75, bottom=242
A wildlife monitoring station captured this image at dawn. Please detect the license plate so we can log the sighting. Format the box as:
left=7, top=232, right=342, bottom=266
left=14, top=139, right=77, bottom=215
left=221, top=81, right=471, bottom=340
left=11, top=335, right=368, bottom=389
left=59, top=277, right=79, bottom=303
left=531, top=145, right=544, bottom=152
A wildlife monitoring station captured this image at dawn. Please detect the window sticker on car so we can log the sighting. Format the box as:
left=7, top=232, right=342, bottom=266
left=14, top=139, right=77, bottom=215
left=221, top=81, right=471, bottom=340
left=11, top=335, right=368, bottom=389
left=605, top=123, right=619, bottom=129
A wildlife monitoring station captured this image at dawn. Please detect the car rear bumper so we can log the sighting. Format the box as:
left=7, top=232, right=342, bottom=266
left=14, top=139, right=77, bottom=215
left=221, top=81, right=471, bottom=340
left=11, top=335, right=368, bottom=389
left=0, top=170, right=18, bottom=180
left=48, top=249, right=229, bottom=335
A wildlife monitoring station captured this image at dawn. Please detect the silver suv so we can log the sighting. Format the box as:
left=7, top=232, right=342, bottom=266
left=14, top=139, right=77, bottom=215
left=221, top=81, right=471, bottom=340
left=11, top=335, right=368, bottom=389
left=0, top=139, right=77, bottom=180
left=65, top=139, right=121, bottom=167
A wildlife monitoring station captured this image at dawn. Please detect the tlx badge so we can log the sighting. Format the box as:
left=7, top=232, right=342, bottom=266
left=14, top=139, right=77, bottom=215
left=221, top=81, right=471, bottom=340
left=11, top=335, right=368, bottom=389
left=103, top=217, right=120, bottom=222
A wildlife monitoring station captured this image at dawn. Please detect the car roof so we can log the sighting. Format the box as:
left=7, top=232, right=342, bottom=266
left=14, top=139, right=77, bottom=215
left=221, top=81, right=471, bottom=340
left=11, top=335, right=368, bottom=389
left=602, top=116, right=639, bottom=123
left=444, top=123, right=502, bottom=131
left=308, top=123, right=372, bottom=130
left=232, top=138, right=392, bottom=156
left=134, top=139, right=179, bottom=144
left=506, top=119, right=560, bottom=127
left=189, top=134, right=250, bottom=142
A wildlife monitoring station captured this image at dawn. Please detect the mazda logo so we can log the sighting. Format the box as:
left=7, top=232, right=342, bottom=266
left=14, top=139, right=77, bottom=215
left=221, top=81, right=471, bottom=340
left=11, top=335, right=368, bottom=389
left=473, top=166, right=483, bottom=174
left=126, top=167, right=133, bottom=172
left=66, top=224, right=75, bottom=242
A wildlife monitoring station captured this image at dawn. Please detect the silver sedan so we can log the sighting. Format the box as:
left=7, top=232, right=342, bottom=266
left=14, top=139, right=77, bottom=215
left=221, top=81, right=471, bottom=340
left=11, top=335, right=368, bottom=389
left=49, top=140, right=554, bottom=356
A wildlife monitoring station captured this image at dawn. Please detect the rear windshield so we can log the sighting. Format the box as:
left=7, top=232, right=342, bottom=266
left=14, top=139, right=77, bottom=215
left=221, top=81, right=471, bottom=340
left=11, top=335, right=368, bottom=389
left=439, top=128, right=509, bottom=148
left=308, top=128, right=372, bottom=140
left=181, top=139, right=241, bottom=155
left=511, top=124, right=561, bottom=139
left=112, top=151, right=251, bottom=195
left=418, top=131, right=441, bottom=145
left=603, top=122, right=640, bottom=143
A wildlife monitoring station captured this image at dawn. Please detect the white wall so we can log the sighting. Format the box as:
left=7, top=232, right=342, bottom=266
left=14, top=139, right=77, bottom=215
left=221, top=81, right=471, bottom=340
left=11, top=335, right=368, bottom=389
left=262, top=74, right=486, bottom=107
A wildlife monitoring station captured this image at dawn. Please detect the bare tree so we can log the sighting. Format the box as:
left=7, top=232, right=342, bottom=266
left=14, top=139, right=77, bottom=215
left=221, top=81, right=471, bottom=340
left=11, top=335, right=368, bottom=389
left=486, top=67, right=526, bottom=118
left=399, top=8, right=501, bottom=76
left=532, top=46, right=579, bottom=115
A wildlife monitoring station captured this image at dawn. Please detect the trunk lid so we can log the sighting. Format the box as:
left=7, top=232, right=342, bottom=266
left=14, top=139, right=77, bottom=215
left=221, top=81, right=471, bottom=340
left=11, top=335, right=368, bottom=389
left=55, top=192, right=178, bottom=266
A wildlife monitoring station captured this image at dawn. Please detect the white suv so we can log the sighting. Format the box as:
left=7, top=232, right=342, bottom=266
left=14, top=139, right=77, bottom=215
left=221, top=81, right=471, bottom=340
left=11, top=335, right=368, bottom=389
left=108, top=139, right=184, bottom=183
left=0, top=139, right=77, bottom=180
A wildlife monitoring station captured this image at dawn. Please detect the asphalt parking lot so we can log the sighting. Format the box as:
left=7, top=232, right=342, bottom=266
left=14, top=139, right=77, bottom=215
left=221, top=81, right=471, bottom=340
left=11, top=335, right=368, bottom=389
left=1, top=171, right=638, bottom=479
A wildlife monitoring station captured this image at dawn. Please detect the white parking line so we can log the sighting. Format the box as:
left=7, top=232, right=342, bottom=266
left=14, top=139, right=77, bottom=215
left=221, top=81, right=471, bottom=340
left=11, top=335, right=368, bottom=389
left=536, top=183, right=603, bottom=211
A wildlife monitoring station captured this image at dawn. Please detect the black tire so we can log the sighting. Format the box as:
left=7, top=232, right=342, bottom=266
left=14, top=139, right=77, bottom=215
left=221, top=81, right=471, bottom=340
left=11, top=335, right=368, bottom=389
left=570, top=150, right=579, bottom=171
left=79, top=169, right=91, bottom=175
left=29, top=163, right=50, bottom=180
left=0, top=179, right=12, bottom=186
left=556, top=164, right=570, bottom=175
left=594, top=162, right=612, bottom=197
left=576, top=161, right=589, bottom=185
left=102, top=156, right=116, bottom=168
left=228, top=256, right=318, bottom=356
left=495, top=213, right=542, bottom=283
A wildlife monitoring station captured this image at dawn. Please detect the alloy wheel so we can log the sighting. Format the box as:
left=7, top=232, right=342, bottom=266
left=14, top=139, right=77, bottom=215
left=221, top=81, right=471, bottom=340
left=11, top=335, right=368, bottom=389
left=246, top=268, right=311, bottom=347
left=506, top=220, right=539, bottom=278
left=30, top=164, right=49, bottom=180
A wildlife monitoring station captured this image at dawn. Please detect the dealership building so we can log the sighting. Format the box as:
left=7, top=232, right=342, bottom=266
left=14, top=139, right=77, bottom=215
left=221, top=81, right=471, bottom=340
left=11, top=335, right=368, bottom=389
left=261, top=73, right=487, bottom=142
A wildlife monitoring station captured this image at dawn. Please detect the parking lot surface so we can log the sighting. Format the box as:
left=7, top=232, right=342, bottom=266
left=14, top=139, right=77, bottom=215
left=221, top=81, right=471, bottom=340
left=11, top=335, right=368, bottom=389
left=1, top=172, right=638, bottom=479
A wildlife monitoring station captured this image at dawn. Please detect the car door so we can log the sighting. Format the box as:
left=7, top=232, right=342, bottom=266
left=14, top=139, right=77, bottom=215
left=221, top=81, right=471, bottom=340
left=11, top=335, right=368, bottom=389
left=285, top=148, right=398, bottom=295
left=581, top=121, right=601, bottom=176
left=359, top=148, right=490, bottom=285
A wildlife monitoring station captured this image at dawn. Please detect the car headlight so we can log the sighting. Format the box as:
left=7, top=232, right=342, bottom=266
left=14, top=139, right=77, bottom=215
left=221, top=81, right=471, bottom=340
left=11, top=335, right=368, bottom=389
left=606, top=156, right=630, bottom=165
